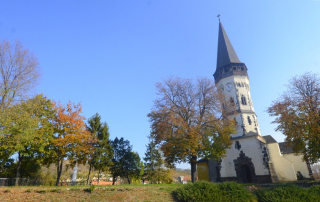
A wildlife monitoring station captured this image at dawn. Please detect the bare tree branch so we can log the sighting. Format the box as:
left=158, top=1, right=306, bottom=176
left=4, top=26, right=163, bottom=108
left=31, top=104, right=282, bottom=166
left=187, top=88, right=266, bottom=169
left=0, top=39, right=40, bottom=111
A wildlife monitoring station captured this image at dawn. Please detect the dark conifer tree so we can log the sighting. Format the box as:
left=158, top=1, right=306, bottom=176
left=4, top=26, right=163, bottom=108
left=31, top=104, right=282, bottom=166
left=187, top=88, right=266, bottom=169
left=86, top=113, right=113, bottom=185
left=144, top=135, right=171, bottom=184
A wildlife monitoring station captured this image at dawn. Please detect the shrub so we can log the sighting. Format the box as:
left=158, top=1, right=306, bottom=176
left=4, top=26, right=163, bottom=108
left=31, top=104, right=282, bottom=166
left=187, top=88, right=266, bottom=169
left=217, top=181, right=257, bottom=202
left=175, top=181, right=256, bottom=202
left=297, top=171, right=305, bottom=180
left=89, top=185, right=95, bottom=194
left=49, top=188, right=61, bottom=193
left=70, top=188, right=80, bottom=192
left=254, top=184, right=320, bottom=202
left=110, top=187, right=117, bottom=191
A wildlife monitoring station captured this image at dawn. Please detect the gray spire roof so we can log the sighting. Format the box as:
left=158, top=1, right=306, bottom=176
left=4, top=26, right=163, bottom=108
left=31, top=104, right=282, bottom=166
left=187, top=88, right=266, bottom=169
left=216, top=22, right=241, bottom=69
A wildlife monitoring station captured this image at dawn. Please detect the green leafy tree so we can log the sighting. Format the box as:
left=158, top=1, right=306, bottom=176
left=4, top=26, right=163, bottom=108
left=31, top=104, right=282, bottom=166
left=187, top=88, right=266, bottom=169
left=0, top=94, right=55, bottom=185
left=148, top=77, right=236, bottom=182
left=144, top=135, right=171, bottom=184
left=0, top=158, right=16, bottom=178
left=110, top=137, right=144, bottom=185
left=268, top=72, right=320, bottom=164
left=123, top=151, right=144, bottom=184
left=86, top=113, right=113, bottom=185
left=110, top=137, right=132, bottom=185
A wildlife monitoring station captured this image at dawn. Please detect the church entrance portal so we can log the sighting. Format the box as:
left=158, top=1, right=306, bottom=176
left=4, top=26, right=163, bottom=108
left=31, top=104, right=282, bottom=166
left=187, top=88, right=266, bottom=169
left=241, top=165, right=252, bottom=183
left=234, top=151, right=256, bottom=183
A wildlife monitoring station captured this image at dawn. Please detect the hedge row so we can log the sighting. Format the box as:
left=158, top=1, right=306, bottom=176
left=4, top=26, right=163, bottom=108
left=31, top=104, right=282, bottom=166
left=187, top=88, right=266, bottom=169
left=174, top=181, right=320, bottom=202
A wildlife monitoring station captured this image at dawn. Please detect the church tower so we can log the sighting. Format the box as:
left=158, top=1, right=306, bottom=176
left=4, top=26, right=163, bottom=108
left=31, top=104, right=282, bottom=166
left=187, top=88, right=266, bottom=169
left=214, top=21, right=261, bottom=138
left=197, top=20, right=313, bottom=184
left=211, top=21, right=272, bottom=183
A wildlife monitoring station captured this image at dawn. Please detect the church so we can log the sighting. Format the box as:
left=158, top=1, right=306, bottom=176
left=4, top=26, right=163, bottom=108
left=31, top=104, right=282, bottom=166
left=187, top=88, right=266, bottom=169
left=196, top=21, right=313, bottom=183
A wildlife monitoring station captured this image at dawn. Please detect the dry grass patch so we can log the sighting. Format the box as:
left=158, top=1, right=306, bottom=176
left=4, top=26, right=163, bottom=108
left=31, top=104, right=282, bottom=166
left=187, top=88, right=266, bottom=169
left=0, top=185, right=181, bottom=202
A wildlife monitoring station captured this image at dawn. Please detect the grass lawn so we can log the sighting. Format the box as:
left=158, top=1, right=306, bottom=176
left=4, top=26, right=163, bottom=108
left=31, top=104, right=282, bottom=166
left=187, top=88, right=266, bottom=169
left=0, top=184, right=183, bottom=202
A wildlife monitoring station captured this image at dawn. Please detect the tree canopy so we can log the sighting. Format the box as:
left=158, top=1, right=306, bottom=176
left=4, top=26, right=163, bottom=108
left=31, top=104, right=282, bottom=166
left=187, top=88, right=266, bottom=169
left=148, top=77, right=236, bottom=182
left=45, top=101, right=95, bottom=186
left=0, top=39, right=40, bottom=111
left=86, top=113, right=113, bottom=185
left=268, top=72, right=320, bottom=164
left=0, top=94, right=55, bottom=185
left=110, top=137, right=143, bottom=185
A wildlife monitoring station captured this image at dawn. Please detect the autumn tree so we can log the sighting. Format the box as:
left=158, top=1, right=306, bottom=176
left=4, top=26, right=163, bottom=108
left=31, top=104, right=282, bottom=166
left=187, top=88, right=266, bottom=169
left=0, top=94, right=55, bottom=185
left=45, top=101, right=95, bottom=186
left=144, top=135, right=171, bottom=184
left=0, top=39, right=40, bottom=112
left=86, top=113, right=113, bottom=185
left=268, top=72, right=320, bottom=164
left=148, top=77, right=236, bottom=182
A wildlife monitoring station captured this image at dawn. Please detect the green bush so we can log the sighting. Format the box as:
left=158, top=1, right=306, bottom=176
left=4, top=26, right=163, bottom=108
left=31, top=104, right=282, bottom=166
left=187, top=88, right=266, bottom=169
left=49, top=188, right=62, bottom=193
left=89, top=185, right=95, bottom=194
left=175, top=181, right=256, bottom=202
left=254, top=184, right=320, bottom=202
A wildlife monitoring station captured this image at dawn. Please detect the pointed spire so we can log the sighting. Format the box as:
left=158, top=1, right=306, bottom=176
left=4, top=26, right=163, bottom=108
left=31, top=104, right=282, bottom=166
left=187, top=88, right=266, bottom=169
left=216, top=21, right=241, bottom=69
left=213, top=21, right=248, bottom=84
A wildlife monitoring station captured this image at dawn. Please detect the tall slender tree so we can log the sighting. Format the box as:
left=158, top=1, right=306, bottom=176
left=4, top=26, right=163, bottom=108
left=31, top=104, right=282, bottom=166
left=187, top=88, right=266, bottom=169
left=144, top=135, right=170, bottom=184
left=86, top=113, right=113, bottom=185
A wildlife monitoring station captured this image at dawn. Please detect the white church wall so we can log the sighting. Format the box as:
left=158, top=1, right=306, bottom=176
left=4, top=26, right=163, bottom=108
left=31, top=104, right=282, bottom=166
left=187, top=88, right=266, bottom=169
left=221, top=136, right=270, bottom=178
left=267, top=143, right=297, bottom=181
left=282, top=153, right=310, bottom=179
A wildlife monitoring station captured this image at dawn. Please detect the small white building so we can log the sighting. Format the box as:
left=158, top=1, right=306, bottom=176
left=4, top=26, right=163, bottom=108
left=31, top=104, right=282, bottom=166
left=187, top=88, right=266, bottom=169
left=197, top=21, right=313, bottom=183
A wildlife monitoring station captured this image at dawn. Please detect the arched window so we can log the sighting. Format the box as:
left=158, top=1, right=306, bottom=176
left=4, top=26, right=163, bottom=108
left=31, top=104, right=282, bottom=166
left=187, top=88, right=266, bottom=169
left=247, top=116, right=252, bottom=125
left=241, top=95, right=247, bottom=105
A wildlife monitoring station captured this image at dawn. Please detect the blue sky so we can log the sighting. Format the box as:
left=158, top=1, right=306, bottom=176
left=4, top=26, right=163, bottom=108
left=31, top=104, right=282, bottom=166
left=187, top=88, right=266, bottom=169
left=1, top=0, right=320, bottom=169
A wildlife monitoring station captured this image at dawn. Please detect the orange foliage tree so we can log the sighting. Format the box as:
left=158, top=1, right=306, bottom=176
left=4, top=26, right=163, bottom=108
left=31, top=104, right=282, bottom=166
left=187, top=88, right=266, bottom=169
left=268, top=72, right=320, bottom=164
left=44, top=101, right=95, bottom=186
left=148, top=77, right=236, bottom=182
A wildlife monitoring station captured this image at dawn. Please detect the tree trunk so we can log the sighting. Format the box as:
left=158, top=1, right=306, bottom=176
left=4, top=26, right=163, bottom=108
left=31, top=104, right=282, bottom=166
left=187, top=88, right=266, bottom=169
left=55, top=159, right=63, bottom=186
left=112, top=174, right=116, bottom=185
left=191, top=155, right=197, bottom=183
left=127, top=176, right=131, bottom=185
left=15, top=153, right=23, bottom=186
left=86, top=163, right=92, bottom=185
left=97, top=169, right=100, bottom=185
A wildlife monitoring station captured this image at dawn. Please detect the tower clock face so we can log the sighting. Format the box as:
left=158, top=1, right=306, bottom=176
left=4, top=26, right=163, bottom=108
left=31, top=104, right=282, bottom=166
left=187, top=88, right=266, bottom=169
left=226, top=83, right=233, bottom=92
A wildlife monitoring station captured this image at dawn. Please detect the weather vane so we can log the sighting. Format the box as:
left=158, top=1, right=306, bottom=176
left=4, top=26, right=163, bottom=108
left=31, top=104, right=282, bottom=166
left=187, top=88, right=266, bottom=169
left=217, top=14, right=221, bottom=21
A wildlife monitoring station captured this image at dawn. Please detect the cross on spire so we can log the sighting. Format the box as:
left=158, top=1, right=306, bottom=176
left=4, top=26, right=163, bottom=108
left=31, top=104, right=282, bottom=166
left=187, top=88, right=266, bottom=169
left=217, top=14, right=221, bottom=21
